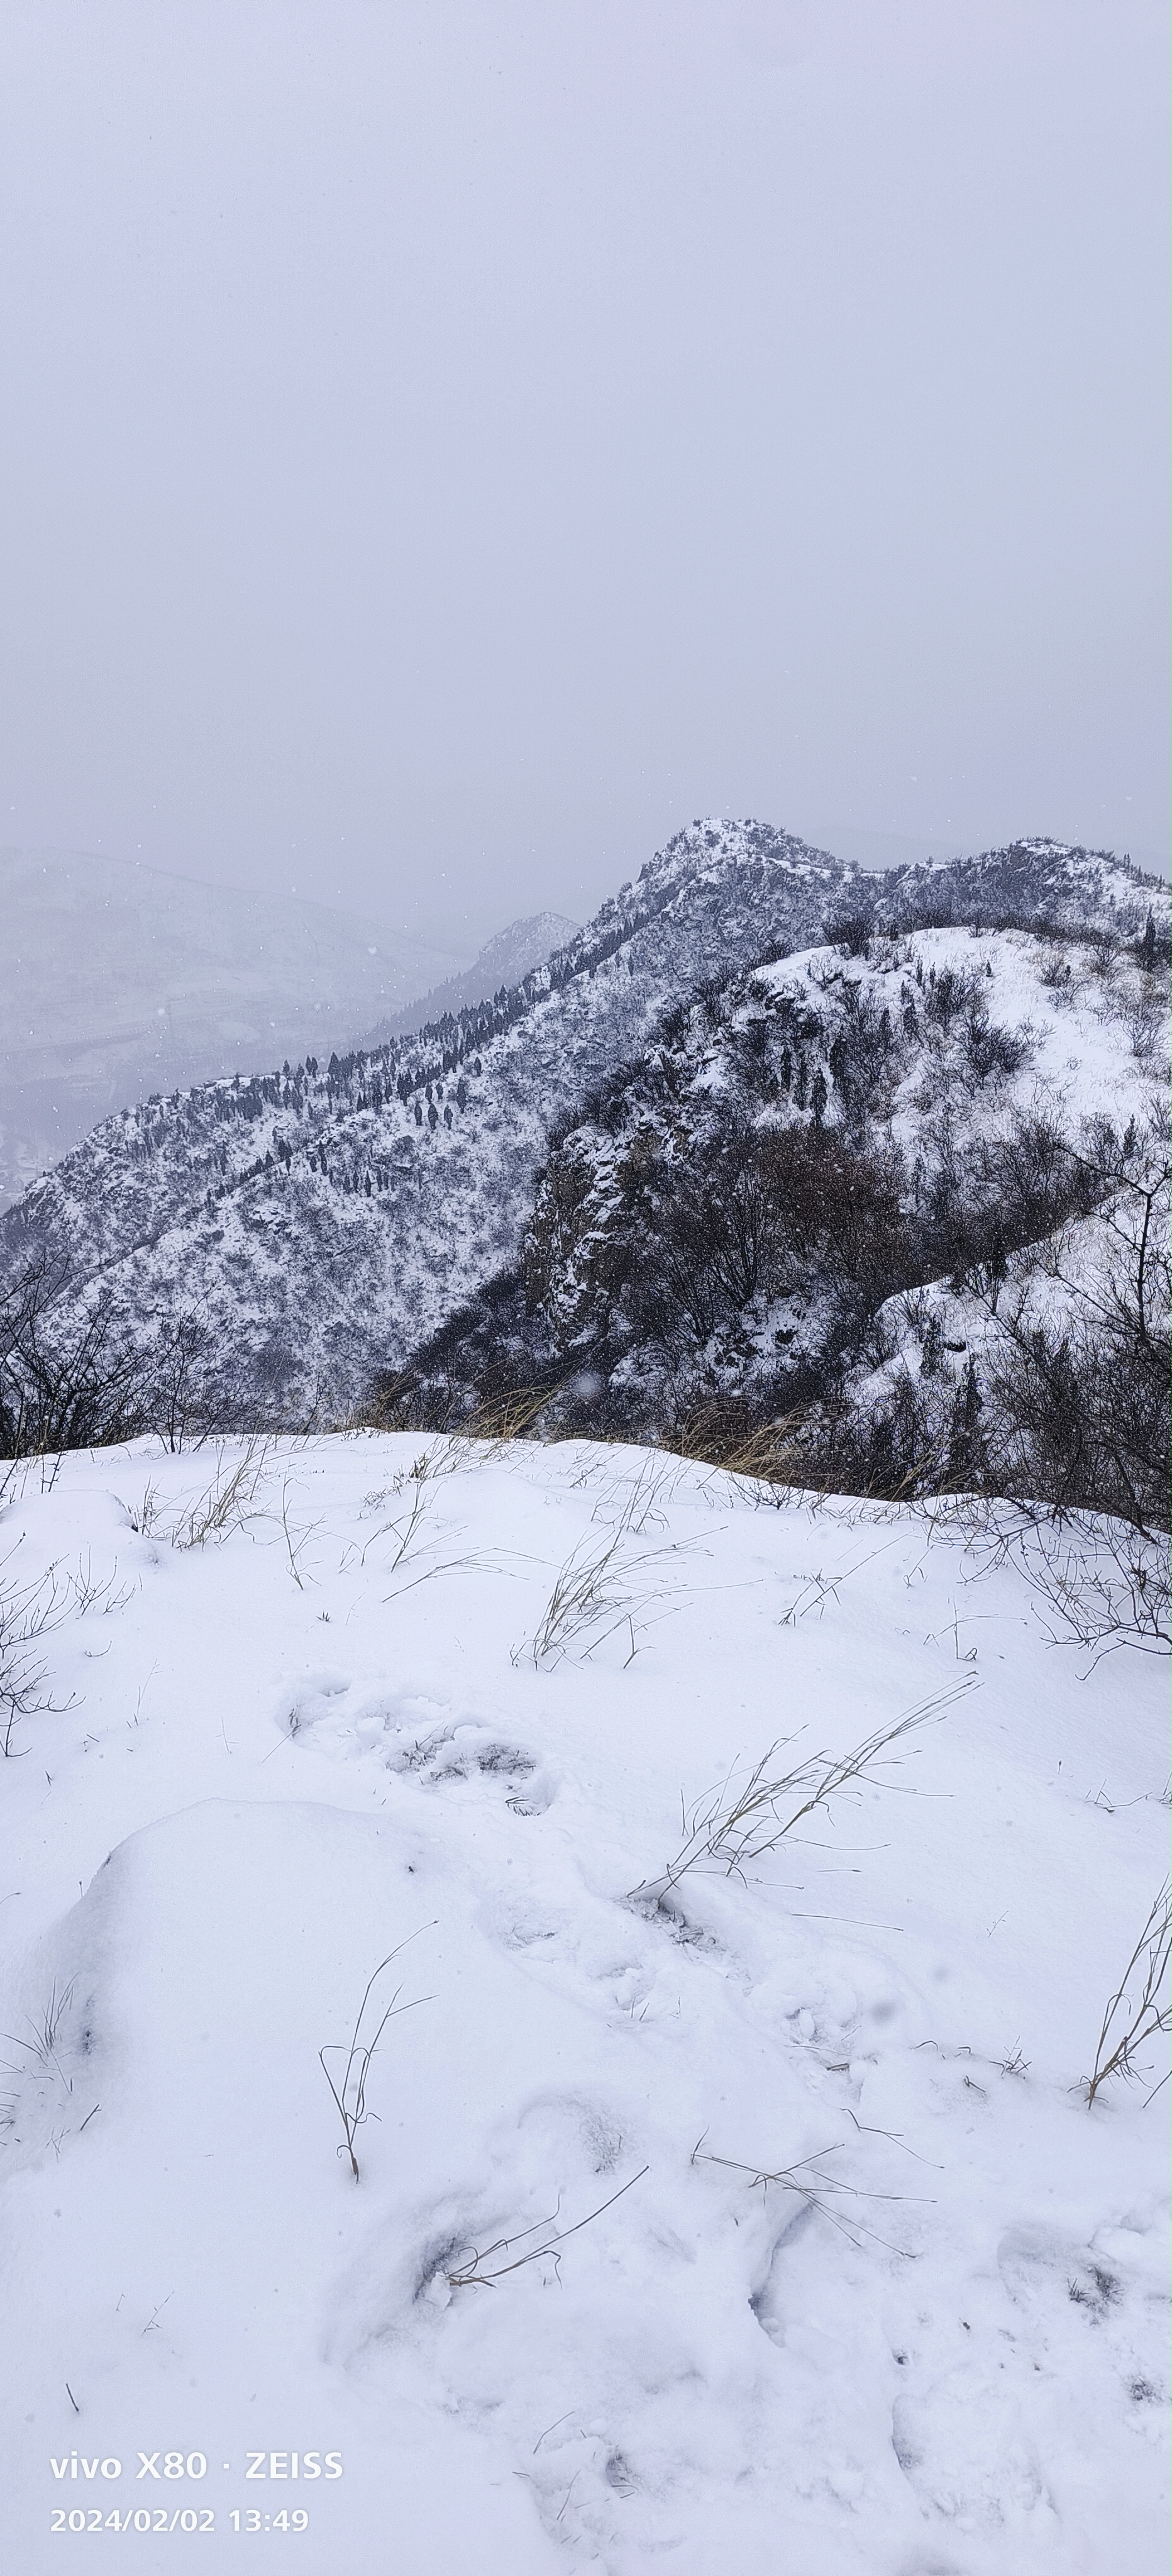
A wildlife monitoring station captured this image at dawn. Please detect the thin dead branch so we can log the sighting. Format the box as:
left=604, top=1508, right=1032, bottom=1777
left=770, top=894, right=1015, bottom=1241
left=690, top=2135, right=924, bottom=2256
left=443, top=2164, right=649, bottom=2289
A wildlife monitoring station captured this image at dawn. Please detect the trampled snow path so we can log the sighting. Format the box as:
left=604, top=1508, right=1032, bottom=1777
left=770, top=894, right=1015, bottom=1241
left=0, top=1435, right=1167, bottom=2573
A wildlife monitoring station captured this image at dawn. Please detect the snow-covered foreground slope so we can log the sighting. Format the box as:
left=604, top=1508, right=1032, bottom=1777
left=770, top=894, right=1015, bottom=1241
left=1, top=1434, right=1168, bottom=2573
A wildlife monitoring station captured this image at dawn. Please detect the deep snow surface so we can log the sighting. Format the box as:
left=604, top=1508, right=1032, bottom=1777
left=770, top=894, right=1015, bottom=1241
left=1, top=1435, right=1167, bottom=2572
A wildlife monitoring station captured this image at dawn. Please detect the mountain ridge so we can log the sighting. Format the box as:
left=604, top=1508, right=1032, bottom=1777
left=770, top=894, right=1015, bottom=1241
left=2, top=823, right=1164, bottom=1428
left=353, top=910, right=580, bottom=1048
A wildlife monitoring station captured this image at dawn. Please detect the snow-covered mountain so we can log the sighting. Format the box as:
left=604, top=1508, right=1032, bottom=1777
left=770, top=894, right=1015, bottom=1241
left=0, top=1429, right=1167, bottom=2569
left=353, top=911, right=580, bottom=1047
left=1, top=825, right=1163, bottom=1428
left=0, top=822, right=851, bottom=1412
left=0, top=848, right=470, bottom=1208
left=397, top=914, right=1168, bottom=1498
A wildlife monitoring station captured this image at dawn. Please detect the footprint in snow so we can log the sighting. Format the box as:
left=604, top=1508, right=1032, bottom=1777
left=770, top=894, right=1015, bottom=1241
left=890, top=2370, right=1049, bottom=2529
left=284, top=1682, right=554, bottom=1809
left=389, top=1723, right=554, bottom=1811
left=750, top=2202, right=818, bottom=2349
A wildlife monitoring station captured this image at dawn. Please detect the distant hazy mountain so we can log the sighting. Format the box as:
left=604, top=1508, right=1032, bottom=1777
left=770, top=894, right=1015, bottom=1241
left=0, top=849, right=469, bottom=1205
left=354, top=911, right=580, bottom=1046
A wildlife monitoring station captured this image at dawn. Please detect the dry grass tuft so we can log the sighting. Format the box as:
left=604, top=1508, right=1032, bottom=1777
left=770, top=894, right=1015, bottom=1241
left=121, top=1436, right=275, bottom=1551
left=1085, top=1882, right=1171, bottom=2108
left=512, top=1458, right=700, bottom=1669
left=631, top=1678, right=977, bottom=1907
left=318, top=1934, right=433, bottom=2181
left=457, top=1387, right=560, bottom=1452
left=520, top=1481, right=697, bottom=1669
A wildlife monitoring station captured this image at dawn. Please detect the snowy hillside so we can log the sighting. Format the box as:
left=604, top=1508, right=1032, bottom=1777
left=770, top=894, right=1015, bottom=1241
left=0, top=1431, right=1167, bottom=2572
left=0, top=849, right=468, bottom=1208
left=379, top=913, right=1169, bottom=1489
left=2, top=826, right=1162, bottom=1430
left=0, top=822, right=853, bottom=1417
left=867, top=837, right=1166, bottom=938
left=354, top=911, right=581, bottom=1047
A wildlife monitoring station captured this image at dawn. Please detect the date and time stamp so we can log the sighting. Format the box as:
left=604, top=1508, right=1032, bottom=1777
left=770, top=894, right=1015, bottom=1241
left=48, top=2451, right=342, bottom=2537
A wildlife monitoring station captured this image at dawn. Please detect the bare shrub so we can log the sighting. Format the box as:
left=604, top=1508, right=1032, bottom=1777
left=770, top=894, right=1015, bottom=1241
left=1120, top=955, right=1169, bottom=1062
left=824, top=908, right=874, bottom=957
left=984, top=1160, right=1170, bottom=1535
left=0, top=1257, right=146, bottom=1458
left=0, top=1553, right=75, bottom=1758
left=0, top=1256, right=216, bottom=1460
left=1007, top=1511, right=1168, bottom=1662
left=68, top=1552, right=135, bottom=1618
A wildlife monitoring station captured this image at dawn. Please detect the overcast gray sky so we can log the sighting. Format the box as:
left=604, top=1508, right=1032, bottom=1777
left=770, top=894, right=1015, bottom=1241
left=1, top=1, right=1167, bottom=948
